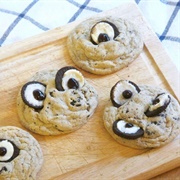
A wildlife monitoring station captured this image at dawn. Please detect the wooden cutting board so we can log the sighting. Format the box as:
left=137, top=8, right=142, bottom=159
left=0, top=2, right=179, bottom=180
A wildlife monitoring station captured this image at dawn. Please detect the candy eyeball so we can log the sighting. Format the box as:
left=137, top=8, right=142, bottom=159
left=55, top=66, right=85, bottom=91
left=90, top=21, right=119, bottom=44
left=0, top=139, right=20, bottom=162
left=145, top=93, right=171, bottom=117
left=21, top=81, right=46, bottom=110
left=112, top=120, right=144, bottom=139
left=110, top=80, right=140, bottom=107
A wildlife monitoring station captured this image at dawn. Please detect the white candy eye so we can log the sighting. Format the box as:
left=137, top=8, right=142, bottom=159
left=90, top=21, right=119, bottom=44
left=21, top=81, right=46, bottom=110
left=145, top=93, right=171, bottom=117
left=113, top=120, right=144, bottom=139
left=110, top=80, right=140, bottom=107
left=62, top=69, right=84, bottom=90
left=55, top=66, right=84, bottom=91
left=0, top=139, right=20, bottom=162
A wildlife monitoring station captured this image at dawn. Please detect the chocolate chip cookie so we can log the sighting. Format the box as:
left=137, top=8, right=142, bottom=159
left=103, top=80, right=180, bottom=149
left=17, top=66, right=98, bottom=135
left=67, top=16, right=143, bottom=75
left=0, top=126, right=43, bottom=180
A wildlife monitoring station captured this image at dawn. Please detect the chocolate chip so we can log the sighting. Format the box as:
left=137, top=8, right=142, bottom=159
left=0, top=147, right=7, bottom=156
left=67, top=78, right=79, bottom=89
left=125, top=123, right=133, bottom=128
left=33, top=89, right=46, bottom=100
left=70, top=100, right=76, bottom=106
left=152, top=99, right=160, bottom=105
left=49, top=91, right=54, bottom=97
left=98, top=33, right=110, bottom=43
left=146, top=130, right=152, bottom=136
left=152, top=121, right=157, bottom=125
left=75, top=104, right=81, bottom=107
left=0, top=166, right=7, bottom=173
left=173, top=117, right=180, bottom=121
left=122, top=90, right=132, bottom=99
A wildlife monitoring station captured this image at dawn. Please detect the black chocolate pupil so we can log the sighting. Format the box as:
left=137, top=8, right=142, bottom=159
left=153, top=98, right=160, bottom=105
left=67, top=78, right=79, bottom=89
left=33, top=90, right=46, bottom=100
left=125, top=123, right=133, bottom=128
left=0, top=147, right=7, bottom=156
left=122, top=90, right=132, bottom=99
left=98, top=33, right=110, bottom=43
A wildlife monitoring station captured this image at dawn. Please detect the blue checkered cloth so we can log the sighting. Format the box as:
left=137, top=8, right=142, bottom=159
left=0, top=0, right=179, bottom=70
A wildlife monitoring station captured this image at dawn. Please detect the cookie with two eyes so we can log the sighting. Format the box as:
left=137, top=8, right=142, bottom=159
left=67, top=16, right=143, bottom=75
left=17, top=66, right=98, bottom=135
left=0, top=126, right=43, bottom=180
left=103, top=80, right=180, bottom=149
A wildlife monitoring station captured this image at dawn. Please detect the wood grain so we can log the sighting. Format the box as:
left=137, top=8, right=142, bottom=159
left=50, top=138, right=180, bottom=180
left=0, top=2, right=179, bottom=179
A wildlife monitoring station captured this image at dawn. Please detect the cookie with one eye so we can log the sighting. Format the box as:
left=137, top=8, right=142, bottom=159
left=17, top=66, right=98, bottom=135
left=67, top=16, right=143, bottom=75
left=0, top=126, right=43, bottom=180
left=103, top=80, right=180, bottom=149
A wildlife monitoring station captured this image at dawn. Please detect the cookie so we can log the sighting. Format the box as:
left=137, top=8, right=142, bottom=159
left=17, top=66, right=98, bottom=135
left=67, top=16, right=143, bottom=75
left=0, top=126, right=43, bottom=180
left=103, top=80, right=180, bottom=149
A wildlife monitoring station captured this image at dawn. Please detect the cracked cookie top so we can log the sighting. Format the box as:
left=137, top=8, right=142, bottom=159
left=17, top=66, right=98, bottom=135
left=67, top=16, right=143, bottom=75
left=103, top=80, right=180, bottom=149
left=0, top=126, right=43, bottom=180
